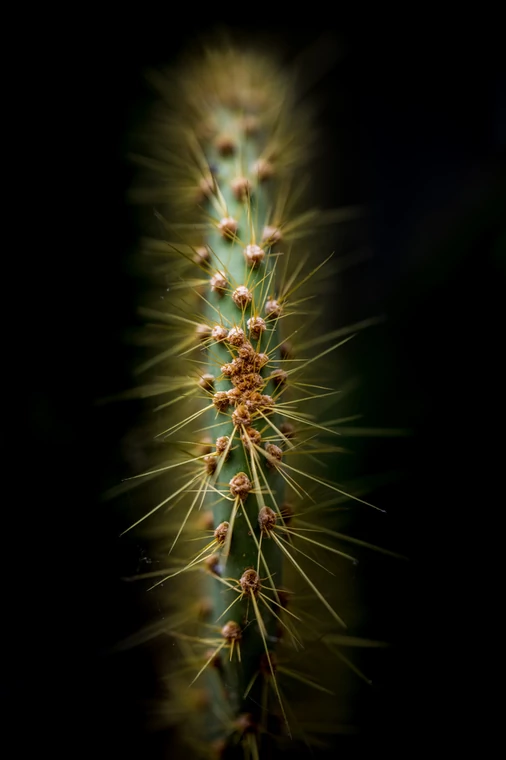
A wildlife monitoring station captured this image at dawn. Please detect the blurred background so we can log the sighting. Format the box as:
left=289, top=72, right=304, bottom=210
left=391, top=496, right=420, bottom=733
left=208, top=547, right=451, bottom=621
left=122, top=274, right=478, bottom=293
left=5, top=17, right=504, bottom=759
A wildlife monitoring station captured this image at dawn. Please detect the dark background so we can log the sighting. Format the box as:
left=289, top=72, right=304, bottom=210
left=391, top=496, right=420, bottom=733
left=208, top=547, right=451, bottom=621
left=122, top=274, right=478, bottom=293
left=5, top=17, right=504, bottom=759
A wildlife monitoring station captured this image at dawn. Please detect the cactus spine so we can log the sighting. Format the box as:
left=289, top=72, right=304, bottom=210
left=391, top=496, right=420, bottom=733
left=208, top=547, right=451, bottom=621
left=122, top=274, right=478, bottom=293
left=121, top=43, right=391, bottom=759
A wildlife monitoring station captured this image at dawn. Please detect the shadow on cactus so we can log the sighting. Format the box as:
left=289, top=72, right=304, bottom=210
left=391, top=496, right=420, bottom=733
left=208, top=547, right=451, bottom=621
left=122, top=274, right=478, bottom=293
left=109, top=38, right=407, bottom=760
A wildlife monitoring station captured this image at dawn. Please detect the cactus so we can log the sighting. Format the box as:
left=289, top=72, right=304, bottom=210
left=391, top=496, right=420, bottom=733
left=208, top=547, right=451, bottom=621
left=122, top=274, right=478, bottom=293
left=116, top=39, right=402, bottom=759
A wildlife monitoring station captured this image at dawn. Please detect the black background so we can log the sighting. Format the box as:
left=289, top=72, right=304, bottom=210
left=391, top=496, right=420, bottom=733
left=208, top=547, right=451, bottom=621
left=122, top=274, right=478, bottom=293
left=5, top=15, right=505, bottom=759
